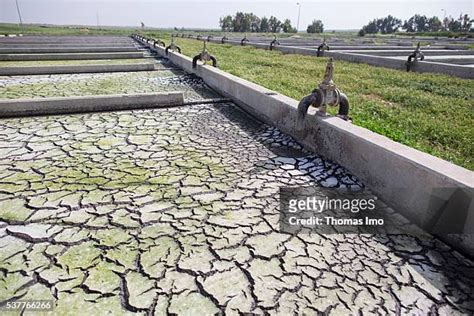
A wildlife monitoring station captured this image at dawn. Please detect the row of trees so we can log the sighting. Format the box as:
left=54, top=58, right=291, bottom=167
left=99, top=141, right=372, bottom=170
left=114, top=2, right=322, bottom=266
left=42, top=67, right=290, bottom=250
left=403, top=14, right=472, bottom=33
left=219, top=12, right=326, bottom=33
left=219, top=13, right=296, bottom=33
left=358, top=15, right=401, bottom=35
left=307, top=20, right=324, bottom=33
left=359, top=13, right=473, bottom=36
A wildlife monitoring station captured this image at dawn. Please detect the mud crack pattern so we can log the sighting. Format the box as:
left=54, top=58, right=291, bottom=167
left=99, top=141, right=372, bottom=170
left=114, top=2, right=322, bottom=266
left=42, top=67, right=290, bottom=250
left=0, top=103, right=473, bottom=315
left=0, top=66, right=220, bottom=102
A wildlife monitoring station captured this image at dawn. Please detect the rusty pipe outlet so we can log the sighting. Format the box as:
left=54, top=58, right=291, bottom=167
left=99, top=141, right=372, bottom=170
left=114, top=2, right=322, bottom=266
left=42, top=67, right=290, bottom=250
left=165, top=36, right=181, bottom=55
left=297, top=58, right=350, bottom=121
left=317, top=38, right=330, bottom=57
left=153, top=39, right=165, bottom=48
left=192, top=41, right=217, bottom=69
left=270, top=36, right=280, bottom=51
left=406, top=42, right=425, bottom=72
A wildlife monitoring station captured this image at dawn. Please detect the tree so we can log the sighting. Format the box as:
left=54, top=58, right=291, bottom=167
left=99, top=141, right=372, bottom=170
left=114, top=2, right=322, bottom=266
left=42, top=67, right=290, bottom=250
left=240, top=13, right=252, bottom=32
left=282, top=19, right=296, bottom=33
left=414, top=14, right=429, bottom=32
left=233, top=12, right=245, bottom=32
left=260, top=17, right=270, bottom=33
left=402, top=17, right=415, bottom=32
left=268, top=16, right=282, bottom=33
left=360, top=16, right=401, bottom=35
left=447, top=17, right=462, bottom=32
left=379, top=15, right=401, bottom=34
left=362, top=19, right=379, bottom=34
left=307, top=20, right=324, bottom=33
left=427, top=16, right=443, bottom=32
left=249, top=14, right=261, bottom=32
left=461, top=14, right=473, bottom=31
left=219, top=15, right=233, bottom=32
left=403, top=14, right=439, bottom=32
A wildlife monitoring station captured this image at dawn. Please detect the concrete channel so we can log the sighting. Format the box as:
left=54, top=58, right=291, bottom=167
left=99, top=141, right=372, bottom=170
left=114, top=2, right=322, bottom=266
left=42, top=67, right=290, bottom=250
left=0, top=52, right=145, bottom=61
left=0, top=92, right=184, bottom=117
left=0, top=63, right=155, bottom=76
left=0, top=47, right=142, bottom=54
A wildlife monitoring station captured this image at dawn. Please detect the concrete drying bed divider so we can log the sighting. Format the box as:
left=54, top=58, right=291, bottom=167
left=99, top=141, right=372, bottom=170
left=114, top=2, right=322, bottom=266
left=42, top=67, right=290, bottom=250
left=0, top=47, right=141, bottom=54
left=0, top=92, right=184, bottom=117
left=0, top=63, right=155, bottom=76
left=0, top=39, right=134, bottom=44
left=325, top=52, right=474, bottom=78
left=0, top=43, right=138, bottom=48
left=137, top=37, right=474, bottom=256
left=421, top=57, right=474, bottom=65
left=333, top=50, right=474, bottom=56
left=191, top=36, right=474, bottom=78
left=0, top=52, right=145, bottom=61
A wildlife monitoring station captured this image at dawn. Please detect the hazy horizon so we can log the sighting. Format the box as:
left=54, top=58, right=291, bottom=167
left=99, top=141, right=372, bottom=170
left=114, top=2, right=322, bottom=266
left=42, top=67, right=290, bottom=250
left=1, top=0, right=472, bottom=31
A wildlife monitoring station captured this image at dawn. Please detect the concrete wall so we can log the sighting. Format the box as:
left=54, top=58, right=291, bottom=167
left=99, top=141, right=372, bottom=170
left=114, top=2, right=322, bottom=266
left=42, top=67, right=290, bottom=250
left=0, top=92, right=184, bottom=117
left=335, top=50, right=474, bottom=56
left=138, top=37, right=474, bottom=257
left=0, top=63, right=155, bottom=76
left=0, top=52, right=145, bottom=61
left=0, top=47, right=140, bottom=54
left=1, top=44, right=137, bottom=48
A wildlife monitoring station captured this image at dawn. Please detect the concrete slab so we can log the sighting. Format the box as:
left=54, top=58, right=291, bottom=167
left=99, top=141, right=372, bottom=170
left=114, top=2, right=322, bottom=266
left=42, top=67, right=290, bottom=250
left=0, top=43, right=138, bottom=48
left=0, top=63, right=155, bottom=76
left=393, top=55, right=474, bottom=65
left=0, top=47, right=141, bottom=54
left=0, top=59, right=154, bottom=67
left=336, top=49, right=474, bottom=56
left=0, top=52, right=145, bottom=61
left=0, top=92, right=184, bottom=117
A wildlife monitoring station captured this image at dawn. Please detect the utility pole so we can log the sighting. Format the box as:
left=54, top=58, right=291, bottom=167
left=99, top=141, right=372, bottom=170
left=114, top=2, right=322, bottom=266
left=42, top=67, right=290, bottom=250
left=15, top=0, right=24, bottom=34
left=296, top=2, right=301, bottom=32
left=96, top=12, right=100, bottom=28
left=441, top=9, right=447, bottom=30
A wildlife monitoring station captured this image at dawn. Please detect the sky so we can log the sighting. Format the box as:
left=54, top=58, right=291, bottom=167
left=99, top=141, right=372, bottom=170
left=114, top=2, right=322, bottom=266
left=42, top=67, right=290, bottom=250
left=1, top=0, right=472, bottom=31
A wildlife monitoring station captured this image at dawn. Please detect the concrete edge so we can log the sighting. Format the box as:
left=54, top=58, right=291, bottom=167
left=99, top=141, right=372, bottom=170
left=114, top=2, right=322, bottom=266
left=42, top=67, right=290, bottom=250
left=0, top=52, right=145, bottom=61
left=137, top=37, right=474, bottom=256
left=0, top=47, right=141, bottom=54
left=0, top=63, right=155, bottom=76
left=0, top=92, right=185, bottom=117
